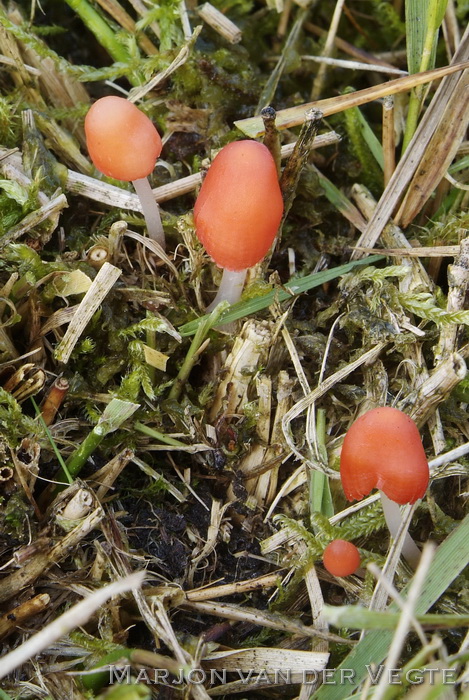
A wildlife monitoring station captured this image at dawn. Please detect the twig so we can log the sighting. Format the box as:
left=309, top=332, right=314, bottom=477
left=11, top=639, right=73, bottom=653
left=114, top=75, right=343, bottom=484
left=382, top=96, right=395, bottom=187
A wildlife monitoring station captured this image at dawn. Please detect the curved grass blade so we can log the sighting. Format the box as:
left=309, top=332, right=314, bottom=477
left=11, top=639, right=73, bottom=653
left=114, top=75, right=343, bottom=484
left=178, top=255, right=384, bottom=336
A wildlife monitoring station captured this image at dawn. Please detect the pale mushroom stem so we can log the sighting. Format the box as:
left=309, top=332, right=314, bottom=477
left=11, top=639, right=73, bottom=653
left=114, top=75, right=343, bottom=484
left=206, top=268, right=247, bottom=312
left=379, top=491, right=422, bottom=569
left=132, top=177, right=165, bottom=249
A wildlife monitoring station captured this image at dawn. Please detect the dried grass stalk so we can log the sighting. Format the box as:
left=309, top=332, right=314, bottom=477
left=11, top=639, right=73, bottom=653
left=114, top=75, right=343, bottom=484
left=182, top=599, right=350, bottom=644
left=209, top=320, right=273, bottom=421
left=352, top=26, right=469, bottom=256
left=235, top=59, right=469, bottom=137
left=0, top=593, right=50, bottom=641
left=203, top=647, right=329, bottom=684
left=396, top=68, right=469, bottom=226
left=197, top=3, right=242, bottom=43
left=0, top=194, right=68, bottom=249
left=54, top=262, right=122, bottom=364
left=242, top=371, right=293, bottom=507
left=0, top=571, right=144, bottom=680
left=0, top=504, right=104, bottom=604
left=435, top=236, right=469, bottom=362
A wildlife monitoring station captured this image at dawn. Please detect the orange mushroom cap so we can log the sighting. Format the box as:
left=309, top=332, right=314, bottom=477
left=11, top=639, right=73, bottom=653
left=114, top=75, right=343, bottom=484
left=85, top=96, right=162, bottom=182
left=340, top=406, right=429, bottom=505
left=323, top=539, right=361, bottom=577
left=194, top=141, right=284, bottom=271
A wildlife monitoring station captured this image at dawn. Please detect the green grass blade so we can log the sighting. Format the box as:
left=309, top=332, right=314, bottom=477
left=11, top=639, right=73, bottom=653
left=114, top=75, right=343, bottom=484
left=403, top=0, right=448, bottom=150
left=315, top=512, right=469, bottom=699
left=178, top=255, right=384, bottom=336
left=64, top=0, right=131, bottom=64
left=31, top=397, right=72, bottom=484
left=353, top=107, right=384, bottom=171
left=310, top=409, right=334, bottom=526
left=324, top=605, right=469, bottom=630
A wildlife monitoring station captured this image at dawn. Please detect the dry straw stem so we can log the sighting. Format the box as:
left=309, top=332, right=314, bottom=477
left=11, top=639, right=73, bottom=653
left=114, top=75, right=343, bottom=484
left=66, top=132, right=339, bottom=210
left=209, top=319, right=273, bottom=421
left=0, top=593, right=50, bottom=641
left=235, top=59, right=469, bottom=137
left=282, top=342, right=388, bottom=478
left=87, top=447, right=134, bottom=499
left=0, top=53, right=39, bottom=74
left=352, top=26, right=469, bottom=256
left=197, top=2, right=242, bottom=43
left=203, top=647, right=329, bottom=685
left=0, top=193, right=68, bottom=249
left=310, top=0, right=346, bottom=101
left=128, top=25, right=202, bottom=103
left=241, top=371, right=294, bottom=507
left=303, top=55, right=406, bottom=76
left=396, top=68, right=469, bottom=226
left=290, top=537, right=329, bottom=690
left=54, top=262, right=122, bottom=364
left=181, top=599, right=351, bottom=645
left=435, top=236, right=469, bottom=362
left=0, top=571, right=144, bottom=681
left=399, top=352, right=467, bottom=427
left=236, top=374, right=271, bottom=503
left=351, top=184, right=432, bottom=292
left=183, top=572, right=282, bottom=602
left=382, top=96, right=396, bottom=187
left=0, top=504, right=104, bottom=604
left=353, top=244, right=462, bottom=257
left=94, top=0, right=158, bottom=54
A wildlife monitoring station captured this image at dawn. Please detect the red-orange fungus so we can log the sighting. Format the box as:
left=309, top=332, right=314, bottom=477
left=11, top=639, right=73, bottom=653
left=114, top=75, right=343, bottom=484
left=193, top=140, right=284, bottom=271
left=340, top=406, right=429, bottom=505
left=85, top=96, right=162, bottom=182
left=323, top=539, right=361, bottom=577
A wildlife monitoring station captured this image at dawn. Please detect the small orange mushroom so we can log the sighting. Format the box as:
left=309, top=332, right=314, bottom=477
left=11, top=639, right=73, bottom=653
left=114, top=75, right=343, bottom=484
left=194, top=140, right=284, bottom=309
left=340, top=406, right=429, bottom=567
left=340, top=406, right=429, bottom=505
left=323, top=539, right=361, bottom=577
left=85, top=96, right=165, bottom=247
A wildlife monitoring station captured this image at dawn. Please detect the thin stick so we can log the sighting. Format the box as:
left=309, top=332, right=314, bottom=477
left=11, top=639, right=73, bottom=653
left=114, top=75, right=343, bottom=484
left=310, top=0, right=346, bottom=100
left=303, top=55, right=406, bottom=76
left=235, top=59, right=469, bottom=138
left=197, top=2, right=241, bottom=43
left=382, top=96, right=396, bottom=187
left=0, top=594, right=50, bottom=641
